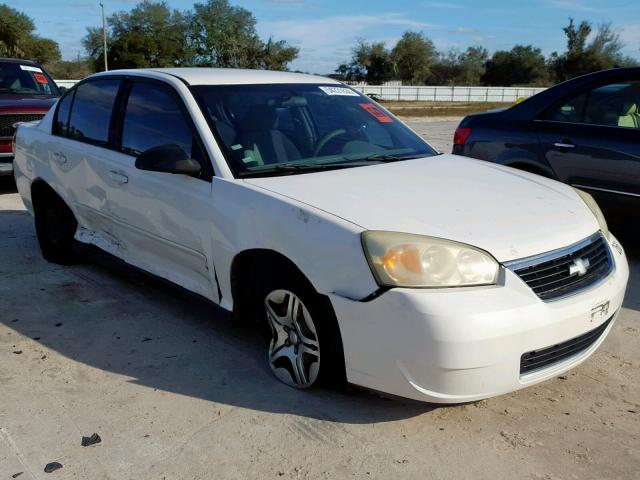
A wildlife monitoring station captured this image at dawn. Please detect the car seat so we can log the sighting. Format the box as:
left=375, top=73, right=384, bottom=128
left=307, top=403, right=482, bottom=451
left=238, top=105, right=302, bottom=165
left=618, top=102, right=639, bottom=128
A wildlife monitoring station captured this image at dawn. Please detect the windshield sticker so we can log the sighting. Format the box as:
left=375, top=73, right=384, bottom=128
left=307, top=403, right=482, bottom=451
left=319, top=86, right=359, bottom=97
left=33, top=73, right=49, bottom=84
left=359, top=103, right=393, bottom=123
left=19, top=65, right=43, bottom=73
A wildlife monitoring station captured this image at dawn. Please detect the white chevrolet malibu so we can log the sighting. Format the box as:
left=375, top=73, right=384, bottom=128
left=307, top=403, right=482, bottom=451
left=13, top=69, right=628, bottom=403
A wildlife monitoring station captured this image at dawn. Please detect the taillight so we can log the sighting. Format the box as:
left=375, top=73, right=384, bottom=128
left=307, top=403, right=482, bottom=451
left=453, top=127, right=472, bottom=146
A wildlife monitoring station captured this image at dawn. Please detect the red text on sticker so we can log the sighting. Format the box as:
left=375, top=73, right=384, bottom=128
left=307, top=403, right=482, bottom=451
left=358, top=103, right=393, bottom=123
left=33, top=73, right=48, bottom=84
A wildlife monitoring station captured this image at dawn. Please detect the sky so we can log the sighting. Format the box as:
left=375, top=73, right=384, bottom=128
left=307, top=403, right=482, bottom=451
left=9, top=0, right=640, bottom=73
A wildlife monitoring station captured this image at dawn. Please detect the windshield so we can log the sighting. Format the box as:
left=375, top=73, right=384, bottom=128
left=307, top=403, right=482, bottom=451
left=0, top=62, right=59, bottom=96
left=191, top=83, right=437, bottom=177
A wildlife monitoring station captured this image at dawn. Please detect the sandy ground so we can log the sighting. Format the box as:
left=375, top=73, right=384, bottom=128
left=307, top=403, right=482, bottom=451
left=1, top=120, right=639, bottom=479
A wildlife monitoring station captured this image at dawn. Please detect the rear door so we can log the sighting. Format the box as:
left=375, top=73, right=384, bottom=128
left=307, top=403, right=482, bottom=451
left=535, top=75, right=640, bottom=208
left=50, top=78, right=125, bottom=244
left=103, top=79, right=218, bottom=301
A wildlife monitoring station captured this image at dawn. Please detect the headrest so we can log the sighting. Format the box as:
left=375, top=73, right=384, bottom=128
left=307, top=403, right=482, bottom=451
left=622, top=102, right=638, bottom=115
left=241, top=105, right=277, bottom=131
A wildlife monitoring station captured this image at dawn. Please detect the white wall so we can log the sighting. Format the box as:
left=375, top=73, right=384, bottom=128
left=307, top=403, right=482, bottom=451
left=54, top=79, right=546, bottom=102
left=350, top=85, right=547, bottom=102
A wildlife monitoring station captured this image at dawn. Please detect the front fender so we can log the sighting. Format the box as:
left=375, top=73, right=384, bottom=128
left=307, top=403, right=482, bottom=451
left=208, top=178, right=379, bottom=311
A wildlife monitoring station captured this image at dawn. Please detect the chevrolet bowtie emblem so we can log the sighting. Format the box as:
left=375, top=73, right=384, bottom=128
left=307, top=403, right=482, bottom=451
left=568, top=257, right=590, bottom=277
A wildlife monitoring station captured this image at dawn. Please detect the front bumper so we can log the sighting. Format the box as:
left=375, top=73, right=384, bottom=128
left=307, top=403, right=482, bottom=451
left=330, top=233, right=629, bottom=403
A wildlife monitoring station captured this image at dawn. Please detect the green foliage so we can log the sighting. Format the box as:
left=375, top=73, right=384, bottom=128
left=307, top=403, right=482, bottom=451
left=44, top=59, right=93, bottom=80
left=482, top=45, right=548, bottom=86
left=0, top=3, right=60, bottom=63
left=429, top=46, right=488, bottom=85
left=551, top=18, right=638, bottom=81
left=340, top=40, right=394, bottom=85
left=83, top=0, right=298, bottom=71
left=391, top=32, right=437, bottom=84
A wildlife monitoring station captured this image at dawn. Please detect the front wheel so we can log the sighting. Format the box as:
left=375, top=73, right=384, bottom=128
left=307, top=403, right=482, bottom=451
left=262, top=280, right=345, bottom=389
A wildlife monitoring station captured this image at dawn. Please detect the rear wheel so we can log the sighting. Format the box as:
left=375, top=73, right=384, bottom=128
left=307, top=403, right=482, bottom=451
left=34, top=191, right=78, bottom=265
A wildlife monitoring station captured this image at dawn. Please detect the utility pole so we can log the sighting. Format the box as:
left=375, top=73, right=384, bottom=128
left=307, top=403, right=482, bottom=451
left=99, top=2, right=108, bottom=71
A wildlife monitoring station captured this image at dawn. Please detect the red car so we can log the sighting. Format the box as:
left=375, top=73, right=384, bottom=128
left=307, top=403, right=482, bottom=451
left=1, top=58, right=60, bottom=176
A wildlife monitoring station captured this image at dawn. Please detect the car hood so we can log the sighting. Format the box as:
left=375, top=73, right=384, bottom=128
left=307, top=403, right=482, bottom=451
left=0, top=95, right=58, bottom=111
left=244, top=154, right=599, bottom=262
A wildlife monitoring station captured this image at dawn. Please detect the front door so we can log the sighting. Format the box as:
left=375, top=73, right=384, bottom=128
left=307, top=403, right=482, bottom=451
left=105, top=80, right=219, bottom=302
left=535, top=76, right=640, bottom=212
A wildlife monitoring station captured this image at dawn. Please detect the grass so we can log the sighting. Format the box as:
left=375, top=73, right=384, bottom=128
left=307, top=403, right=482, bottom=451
left=380, top=101, right=514, bottom=117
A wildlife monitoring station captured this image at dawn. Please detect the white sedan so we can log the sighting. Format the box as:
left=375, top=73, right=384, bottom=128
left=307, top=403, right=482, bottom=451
left=13, top=68, right=628, bottom=403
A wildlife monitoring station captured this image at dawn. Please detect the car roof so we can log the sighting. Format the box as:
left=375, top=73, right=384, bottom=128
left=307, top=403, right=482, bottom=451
left=90, top=67, right=341, bottom=86
left=0, top=58, right=41, bottom=66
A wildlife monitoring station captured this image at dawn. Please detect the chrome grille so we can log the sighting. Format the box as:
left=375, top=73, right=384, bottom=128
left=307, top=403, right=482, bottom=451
left=506, top=233, right=612, bottom=301
left=0, top=113, right=45, bottom=137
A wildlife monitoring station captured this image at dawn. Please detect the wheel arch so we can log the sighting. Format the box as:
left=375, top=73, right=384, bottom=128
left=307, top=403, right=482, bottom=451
left=229, top=248, right=318, bottom=321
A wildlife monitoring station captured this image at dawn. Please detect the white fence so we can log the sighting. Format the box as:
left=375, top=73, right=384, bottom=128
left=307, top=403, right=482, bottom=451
left=350, top=85, right=547, bottom=102
left=55, top=79, right=79, bottom=89
left=54, top=79, right=547, bottom=102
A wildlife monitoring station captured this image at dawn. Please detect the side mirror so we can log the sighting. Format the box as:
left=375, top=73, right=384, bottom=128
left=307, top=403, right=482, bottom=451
left=135, top=144, right=201, bottom=176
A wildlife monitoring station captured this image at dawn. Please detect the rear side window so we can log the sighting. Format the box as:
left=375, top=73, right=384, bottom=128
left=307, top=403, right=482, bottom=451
left=67, top=79, right=121, bottom=144
left=584, top=80, right=640, bottom=129
left=121, top=82, right=195, bottom=157
left=54, top=91, right=74, bottom=135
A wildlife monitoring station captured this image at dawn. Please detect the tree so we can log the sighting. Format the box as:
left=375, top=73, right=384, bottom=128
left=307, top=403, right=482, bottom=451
left=391, top=32, right=437, bottom=84
left=0, top=4, right=60, bottom=63
left=44, top=59, right=93, bottom=80
left=83, top=1, right=192, bottom=71
left=429, top=46, right=488, bottom=85
left=190, top=0, right=297, bottom=70
left=348, top=40, right=394, bottom=84
left=482, top=45, right=548, bottom=86
left=84, top=0, right=298, bottom=71
left=551, top=18, right=638, bottom=81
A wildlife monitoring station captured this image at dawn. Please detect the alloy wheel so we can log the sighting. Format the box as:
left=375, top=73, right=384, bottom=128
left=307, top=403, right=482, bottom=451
left=265, top=289, right=320, bottom=388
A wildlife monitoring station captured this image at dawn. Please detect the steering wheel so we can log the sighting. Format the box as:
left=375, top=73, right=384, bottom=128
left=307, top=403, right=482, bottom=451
left=313, top=129, right=347, bottom=157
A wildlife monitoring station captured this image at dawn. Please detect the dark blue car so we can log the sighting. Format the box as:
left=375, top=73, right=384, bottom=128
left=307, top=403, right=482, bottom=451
left=453, top=67, right=639, bottom=218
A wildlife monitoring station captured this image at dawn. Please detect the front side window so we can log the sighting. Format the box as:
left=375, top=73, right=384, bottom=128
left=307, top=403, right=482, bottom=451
left=0, top=62, right=59, bottom=96
left=121, top=82, right=197, bottom=157
left=67, top=79, right=121, bottom=144
left=191, top=84, right=436, bottom=177
left=583, top=80, right=640, bottom=129
left=543, top=92, right=587, bottom=123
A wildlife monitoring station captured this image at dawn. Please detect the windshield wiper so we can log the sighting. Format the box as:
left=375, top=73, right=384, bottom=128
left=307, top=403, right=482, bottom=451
left=238, top=162, right=357, bottom=178
left=354, top=153, right=426, bottom=162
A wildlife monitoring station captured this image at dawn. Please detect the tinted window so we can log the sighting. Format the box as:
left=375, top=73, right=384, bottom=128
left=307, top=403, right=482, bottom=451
left=122, top=82, right=195, bottom=156
left=584, top=80, right=640, bottom=129
left=544, top=92, right=587, bottom=123
left=0, top=61, right=59, bottom=96
left=68, top=79, right=121, bottom=144
left=191, top=83, right=435, bottom=177
left=54, top=90, right=74, bottom=135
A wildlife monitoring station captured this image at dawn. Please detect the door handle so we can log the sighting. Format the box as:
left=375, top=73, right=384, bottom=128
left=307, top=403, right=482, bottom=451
left=553, top=141, right=575, bottom=149
left=109, top=170, right=128, bottom=185
left=52, top=152, right=67, bottom=164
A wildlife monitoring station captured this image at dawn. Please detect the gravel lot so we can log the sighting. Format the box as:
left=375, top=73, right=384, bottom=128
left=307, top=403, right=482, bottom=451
left=1, top=120, right=638, bottom=480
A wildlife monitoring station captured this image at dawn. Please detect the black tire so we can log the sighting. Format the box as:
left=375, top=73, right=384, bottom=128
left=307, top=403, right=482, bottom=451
left=258, top=266, right=346, bottom=389
left=34, top=191, right=79, bottom=265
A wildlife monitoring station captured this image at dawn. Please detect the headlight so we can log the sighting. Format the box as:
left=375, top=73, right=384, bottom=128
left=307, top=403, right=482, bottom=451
left=573, top=188, right=609, bottom=239
left=361, top=231, right=499, bottom=288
